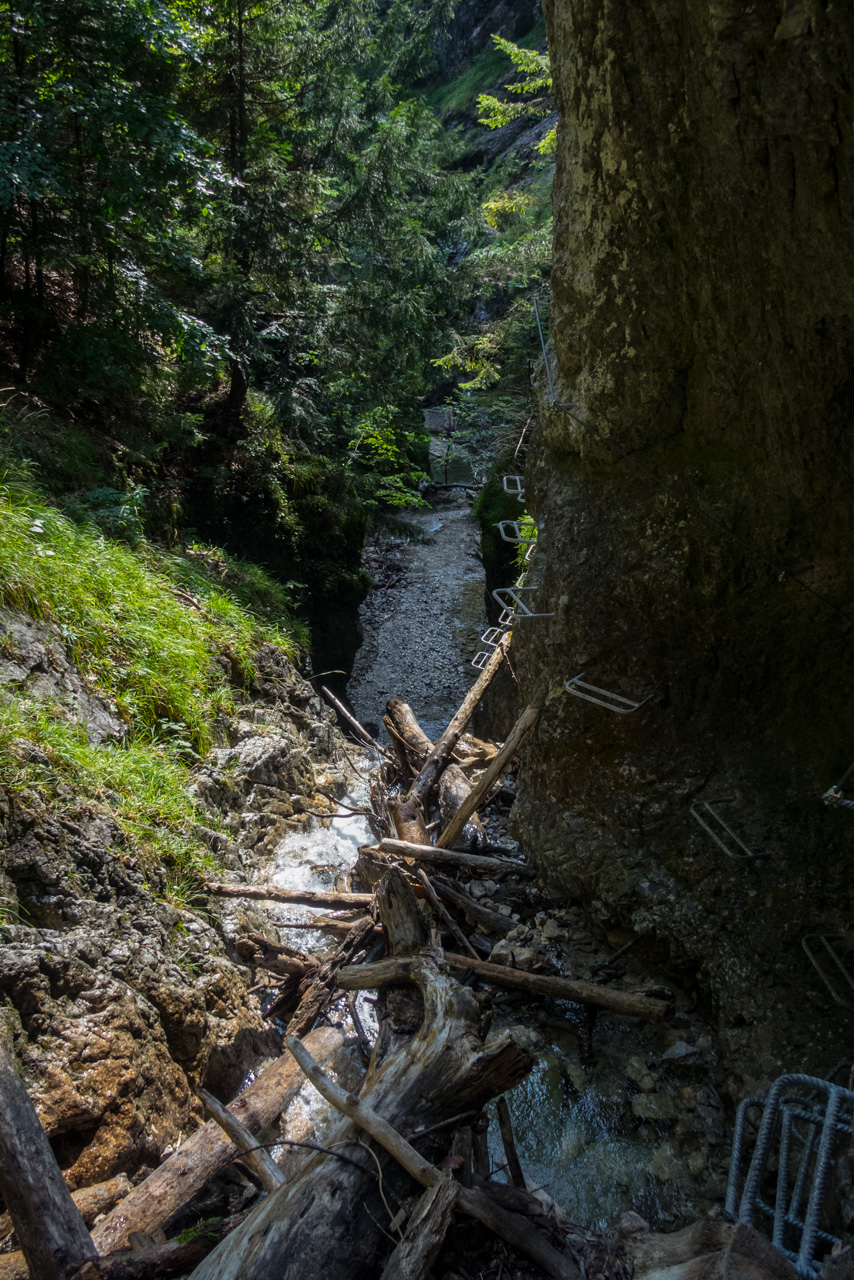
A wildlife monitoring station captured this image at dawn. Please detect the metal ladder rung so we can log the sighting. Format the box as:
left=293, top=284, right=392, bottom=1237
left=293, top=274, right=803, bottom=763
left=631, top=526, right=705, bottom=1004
left=471, top=650, right=492, bottom=670
left=503, top=475, right=526, bottom=502
left=498, top=608, right=516, bottom=627
left=802, top=934, right=854, bottom=1009
left=495, top=519, right=537, bottom=545
left=564, top=673, right=652, bottom=715
left=492, top=586, right=554, bottom=619
left=822, top=787, right=854, bottom=811
left=481, top=626, right=506, bottom=647
left=689, top=800, right=763, bottom=860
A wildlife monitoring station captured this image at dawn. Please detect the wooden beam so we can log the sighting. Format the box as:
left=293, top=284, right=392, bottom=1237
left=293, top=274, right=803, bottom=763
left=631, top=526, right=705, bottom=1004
left=205, top=881, right=373, bottom=910
left=197, top=1088, right=285, bottom=1192
left=374, top=838, right=533, bottom=878
left=407, top=633, right=511, bottom=804
left=437, top=705, right=540, bottom=849
left=334, top=953, right=669, bottom=1019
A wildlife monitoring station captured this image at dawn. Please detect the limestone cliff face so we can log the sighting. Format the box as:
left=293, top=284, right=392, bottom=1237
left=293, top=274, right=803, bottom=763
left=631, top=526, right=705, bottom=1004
left=515, top=0, right=854, bottom=1091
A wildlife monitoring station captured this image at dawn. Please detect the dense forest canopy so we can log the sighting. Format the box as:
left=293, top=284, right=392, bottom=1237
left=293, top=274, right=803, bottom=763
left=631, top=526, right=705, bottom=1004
left=0, top=0, right=553, bottom=640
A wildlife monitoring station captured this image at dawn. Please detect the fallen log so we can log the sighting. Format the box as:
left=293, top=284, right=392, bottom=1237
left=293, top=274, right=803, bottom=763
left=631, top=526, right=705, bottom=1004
left=319, top=685, right=394, bottom=762
left=375, top=837, right=534, bottom=877
left=188, top=868, right=535, bottom=1280
left=443, top=953, right=669, bottom=1020
left=197, top=1089, right=285, bottom=1192
left=235, top=935, right=321, bottom=978
left=0, top=1044, right=96, bottom=1280
left=333, top=953, right=669, bottom=1019
left=68, top=1212, right=251, bottom=1280
left=496, top=1096, right=526, bottom=1189
left=437, top=704, right=540, bottom=849
left=283, top=914, right=377, bottom=1037
left=269, top=915, right=380, bottom=936
left=91, top=1025, right=343, bottom=1255
left=205, top=881, right=373, bottom=909
left=379, top=1174, right=459, bottom=1280
left=0, top=1175, right=130, bottom=1243
left=416, top=869, right=478, bottom=960
left=284, top=1037, right=579, bottom=1280
left=385, top=697, right=434, bottom=763
left=438, top=763, right=485, bottom=845
left=407, top=632, right=511, bottom=805
left=390, top=791, right=431, bottom=846
left=431, top=876, right=514, bottom=936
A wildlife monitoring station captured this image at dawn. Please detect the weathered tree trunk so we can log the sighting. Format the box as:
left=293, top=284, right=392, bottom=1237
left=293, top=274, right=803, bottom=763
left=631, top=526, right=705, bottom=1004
left=438, top=763, right=485, bottom=846
left=188, top=869, right=533, bottom=1280
left=0, top=1044, right=96, bottom=1280
left=283, top=1037, right=577, bottom=1280
left=407, top=633, right=511, bottom=805
left=437, top=705, right=540, bottom=849
left=379, top=1175, right=459, bottom=1280
left=389, top=793, right=431, bottom=846
left=0, top=1176, right=130, bottom=1244
left=333, top=953, right=669, bottom=1020
left=205, top=881, right=373, bottom=909
left=385, top=697, right=434, bottom=764
left=197, top=1089, right=285, bottom=1192
left=282, top=914, right=377, bottom=1037
left=91, top=1026, right=342, bottom=1255
left=67, top=1211, right=250, bottom=1279
left=374, top=838, right=533, bottom=877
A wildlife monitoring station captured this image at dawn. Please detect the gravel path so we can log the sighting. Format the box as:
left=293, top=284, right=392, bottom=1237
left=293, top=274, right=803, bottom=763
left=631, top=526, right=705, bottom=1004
left=347, top=495, right=487, bottom=742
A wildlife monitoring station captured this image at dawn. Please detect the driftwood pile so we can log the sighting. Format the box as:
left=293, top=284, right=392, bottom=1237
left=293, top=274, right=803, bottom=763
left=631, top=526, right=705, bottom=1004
left=0, top=640, right=666, bottom=1280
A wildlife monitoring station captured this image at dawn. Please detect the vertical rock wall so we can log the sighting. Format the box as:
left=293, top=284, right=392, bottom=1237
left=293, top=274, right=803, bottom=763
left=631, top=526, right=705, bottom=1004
left=514, top=0, right=854, bottom=1091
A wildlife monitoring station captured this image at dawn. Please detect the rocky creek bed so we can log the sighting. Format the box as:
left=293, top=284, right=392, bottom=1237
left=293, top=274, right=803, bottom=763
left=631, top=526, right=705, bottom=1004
left=0, top=493, right=845, bottom=1280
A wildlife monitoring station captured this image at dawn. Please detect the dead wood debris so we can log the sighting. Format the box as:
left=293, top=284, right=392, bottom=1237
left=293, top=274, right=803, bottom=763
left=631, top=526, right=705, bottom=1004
left=8, top=649, right=667, bottom=1280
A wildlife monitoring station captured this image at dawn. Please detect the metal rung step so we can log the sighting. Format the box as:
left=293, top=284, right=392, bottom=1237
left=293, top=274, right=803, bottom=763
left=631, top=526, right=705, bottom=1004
left=503, top=475, right=525, bottom=502
left=564, top=673, right=652, bottom=715
left=492, top=585, right=554, bottom=619
left=471, top=650, right=492, bottom=670
left=495, top=519, right=537, bottom=545
left=481, top=626, right=506, bottom=647
left=822, top=787, right=854, bottom=811
left=802, top=934, right=854, bottom=1010
left=498, top=608, right=516, bottom=627
left=689, top=799, right=764, bottom=860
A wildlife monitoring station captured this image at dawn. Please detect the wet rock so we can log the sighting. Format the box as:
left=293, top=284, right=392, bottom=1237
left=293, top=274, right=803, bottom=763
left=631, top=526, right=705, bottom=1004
left=662, top=1039, right=701, bottom=1063
left=626, top=1054, right=656, bottom=1092
left=632, top=1091, right=677, bottom=1123
left=648, top=1146, right=683, bottom=1182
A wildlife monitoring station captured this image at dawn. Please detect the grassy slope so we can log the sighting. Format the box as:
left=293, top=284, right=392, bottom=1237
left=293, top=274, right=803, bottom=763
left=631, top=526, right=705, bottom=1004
left=0, top=452, right=303, bottom=897
left=422, top=20, right=547, bottom=117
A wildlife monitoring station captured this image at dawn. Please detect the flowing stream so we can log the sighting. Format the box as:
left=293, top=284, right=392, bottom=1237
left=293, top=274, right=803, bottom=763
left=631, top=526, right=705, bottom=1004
left=260, top=491, right=733, bottom=1235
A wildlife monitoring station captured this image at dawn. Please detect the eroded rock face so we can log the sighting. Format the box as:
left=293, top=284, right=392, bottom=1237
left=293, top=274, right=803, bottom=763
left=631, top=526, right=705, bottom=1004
left=0, top=625, right=350, bottom=1184
left=514, top=1, right=854, bottom=1094
left=434, top=0, right=542, bottom=77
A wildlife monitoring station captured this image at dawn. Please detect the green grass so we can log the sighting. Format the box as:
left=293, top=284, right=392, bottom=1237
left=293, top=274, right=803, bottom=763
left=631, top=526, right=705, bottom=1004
left=423, top=21, right=547, bottom=118
left=0, top=459, right=304, bottom=880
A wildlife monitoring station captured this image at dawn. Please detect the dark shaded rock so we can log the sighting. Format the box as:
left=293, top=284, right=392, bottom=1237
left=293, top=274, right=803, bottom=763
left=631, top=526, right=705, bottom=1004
left=515, top=0, right=854, bottom=1096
